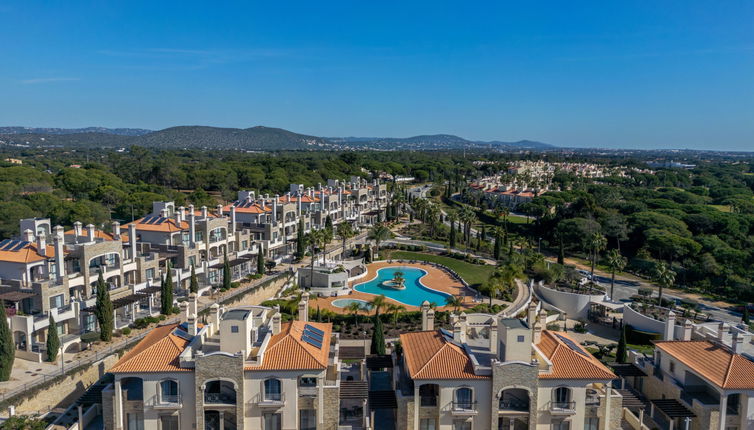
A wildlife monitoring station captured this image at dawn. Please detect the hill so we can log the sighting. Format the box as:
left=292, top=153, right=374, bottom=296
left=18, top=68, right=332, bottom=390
left=333, top=134, right=554, bottom=150
left=0, top=126, right=151, bottom=136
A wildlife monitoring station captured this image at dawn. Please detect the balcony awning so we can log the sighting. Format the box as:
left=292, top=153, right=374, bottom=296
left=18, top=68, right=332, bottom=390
left=82, top=292, right=148, bottom=312
left=138, top=286, right=162, bottom=295
left=589, top=299, right=624, bottom=311
left=610, top=363, right=647, bottom=378
left=651, top=399, right=696, bottom=418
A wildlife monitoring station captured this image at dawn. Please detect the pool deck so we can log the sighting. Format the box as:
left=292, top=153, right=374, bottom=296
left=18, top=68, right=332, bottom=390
left=309, top=261, right=476, bottom=314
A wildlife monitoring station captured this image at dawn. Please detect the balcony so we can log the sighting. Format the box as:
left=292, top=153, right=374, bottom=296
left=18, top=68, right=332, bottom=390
left=450, top=401, right=478, bottom=416
left=150, top=394, right=182, bottom=409
left=204, top=392, right=237, bottom=405
left=299, top=386, right=318, bottom=397
left=499, top=400, right=530, bottom=413
left=253, top=392, right=286, bottom=408
left=549, top=401, right=576, bottom=415
left=420, top=396, right=438, bottom=407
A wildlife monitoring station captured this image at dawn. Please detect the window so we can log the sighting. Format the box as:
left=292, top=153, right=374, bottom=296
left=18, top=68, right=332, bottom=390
left=189, top=256, right=196, bottom=267
left=195, top=231, right=204, bottom=242
left=420, top=419, right=436, bottom=430
left=453, top=420, right=471, bottom=430
left=231, top=325, right=239, bottom=333
left=727, top=394, right=740, bottom=416
left=264, top=379, right=282, bottom=401
left=300, top=409, right=316, bottom=430
left=49, top=294, right=64, bottom=309
left=160, top=380, right=178, bottom=403
left=585, top=418, right=599, bottom=430
left=517, top=335, right=525, bottom=342
left=300, top=377, right=317, bottom=387
left=553, top=387, right=572, bottom=409
left=146, top=268, right=155, bottom=280
left=669, top=361, right=675, bottom=373
left=242, top=240, right=248, bottom=250
left=159, top=415, right=179, bottom=430
left=263, top=413, right=281, bottom=430
left=454, top=388, right=473, bottom=410
left=126, top=413, right=143, bottom=430
left=551, top=419, right=570, bottom=430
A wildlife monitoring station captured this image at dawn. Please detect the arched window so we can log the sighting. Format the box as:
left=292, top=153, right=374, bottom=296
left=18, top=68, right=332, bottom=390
left=264, top=378, right=282, bottom=401
left=552, top=387, right=572, bottom=409
left=160, top=380, right=178, bottom=403
left=454, top=387, right=473, bottom=410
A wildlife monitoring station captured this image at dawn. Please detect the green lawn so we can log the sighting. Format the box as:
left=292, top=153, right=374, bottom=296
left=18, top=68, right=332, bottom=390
left=386, top=250, right=495, bottom=288
left=709, top=204, right=732, bottom=213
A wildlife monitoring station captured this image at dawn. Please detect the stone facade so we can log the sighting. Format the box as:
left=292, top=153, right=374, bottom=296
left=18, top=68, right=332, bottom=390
left=194, top=352, right=245, bottom=429
left=491, top=361, right=539, bottom=430
left=321, top=385, right=340, bottom=430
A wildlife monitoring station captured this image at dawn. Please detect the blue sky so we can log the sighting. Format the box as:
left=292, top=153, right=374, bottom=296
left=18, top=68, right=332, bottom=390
left=1, top=1, right=753, bottom=150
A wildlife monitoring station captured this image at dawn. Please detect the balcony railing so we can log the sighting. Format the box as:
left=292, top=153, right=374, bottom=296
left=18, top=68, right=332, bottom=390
left=549, top=401, right=576, bottom=414
left=148, top=394, right=182, bottom=408
left=299, top=386, right=317, bottom=397
left=499, top=400, right=530, bottom=412
left=204, top=392, right=237, bottom=405
left=253, top=392, right=286, bottom=408
left=451, top=401, right=478, bottom=415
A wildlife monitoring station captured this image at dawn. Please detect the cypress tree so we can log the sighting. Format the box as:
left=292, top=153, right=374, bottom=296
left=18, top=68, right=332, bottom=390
left=616, top=325, right=628, bottom=363
left=222, top=248, right=231, bottom=290
left=189, top=263, right=199, bottom=294
left=364, top=247, right=372, bottom=264
left=494, top=232, right=501, bottom=260
left=558, top=238, right=565, bottom=265
left=46, top=315, right=60, bottom=362
left=0, top=300, right=15, bottom=381
left=325, top=215, right=333, bottom=234
left=161, top=261, right=174, bottom=315
left=370, top=314, right=386, bottom=355
left=742, top=305, right=750, bottom=325
left=95, top=271, right=114, bottom=341
left=449, top=221, right=457, bottom=248
left=257, top=247, right=266, bottom=275
left=296, top=218, right=306, bottom=259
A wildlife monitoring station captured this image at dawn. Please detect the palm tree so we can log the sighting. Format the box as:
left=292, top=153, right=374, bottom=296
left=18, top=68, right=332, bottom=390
left=606, top=249, right=627, bottom=301
left=368, top=224, right=391, bottom=252
left=346, top=301, right=363, bottom=326
left=445, top=295, right=464, bottom=314
left=653, top=262, right=676, bottom=306
left=321, top=227, right=334, bottom=264
left=369, top=294, right=388, bottom=317
left=458, top=207, right=476, bottom=250
left=336, top=222, right=355, bottom=260
left=305, top=229, right=324, bottom=286
left=588, top=233, right=607, bottom=279
left=386, top=303, right=406, bottom=329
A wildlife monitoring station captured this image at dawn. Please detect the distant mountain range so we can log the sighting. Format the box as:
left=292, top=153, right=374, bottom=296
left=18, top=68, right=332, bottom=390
left=0, top=125, right=554, bottom=151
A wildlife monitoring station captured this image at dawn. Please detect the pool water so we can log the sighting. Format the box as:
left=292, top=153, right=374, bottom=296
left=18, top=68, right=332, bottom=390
left=353, top=266, right=451, bottom=307
left=332, top=298, right=370, bottom=309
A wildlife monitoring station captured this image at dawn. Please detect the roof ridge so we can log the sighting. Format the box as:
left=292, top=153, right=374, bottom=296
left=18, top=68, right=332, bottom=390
left=414, top=336, right=467, bottom=378
left=722, top=352, right=736, bottom=388
left=266, top=326, right=325, bottom=367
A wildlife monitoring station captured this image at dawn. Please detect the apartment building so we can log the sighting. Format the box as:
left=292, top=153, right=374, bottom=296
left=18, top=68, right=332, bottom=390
left=101, top=294, right=341, bottom=430
left=395, top=303, right=620, bottom=430
left=0, top=217, right=161, bottom=361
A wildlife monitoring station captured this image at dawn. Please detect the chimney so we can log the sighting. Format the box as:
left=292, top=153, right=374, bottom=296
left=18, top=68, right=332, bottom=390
left=273, top=195, right=279, bottom=224
left=188, top=204, right=195, bottom=217
left=175, top=207, right=183, bottom=225
left=186, top=293, right=199, bottom=336
left=216, top=204, right=223, bottom=217
left=201, top=206, right=208, bottom=219
left=489, top=318, right=498, bottom=355
left=733, top=331, right=744, bottom=354
left=36, top=234, right=46, bottom=256
left=533, top=321, right=543, bottom=344
left=189, top=210, right=196, bottom=245
left=298, top=292, right=310, bottom=322
left=53, top=226, right=65, bottom=280
left=160, top=209, right=168, bottom=218
left=230, top=205, right=237, bottom=233
left=209, top=303, right=221, bottom=335
left=538, top=309, right=547, bottom=327
left=86, top=224, right=96, bottom=242
left=527, top=302, right=537, bottom=326
left=682, top=319, right=693, bottom=341
left=112, top=221, right=121, bottom=239
left=421, top=301, right=434, bottom=331
left=718, top=322, right=727, bottom=343
left=22, top=229, right=34, bottom=242
left=272, top=310, right=282, bottom=335
left=453, top=321, right=466, bottom=344
left=73, top=221, right=83, bottom=239
left=664, top=311, right=676, bottom=341
left=297, top=192, right=303, bottom=215
left=128, top=223, right=138, bottom=258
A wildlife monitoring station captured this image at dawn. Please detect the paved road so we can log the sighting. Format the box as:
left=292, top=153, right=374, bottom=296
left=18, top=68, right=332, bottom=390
left=554, top=258, right=743, bottom=325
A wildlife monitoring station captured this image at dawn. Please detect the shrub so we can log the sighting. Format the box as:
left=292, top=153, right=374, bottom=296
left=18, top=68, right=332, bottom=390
left=546, top=323, right=561, bottom=331
left=626, top=324, right=662, bottom=345
left=121, top=327, right=131, bottom=336
left=80, top=332, right=100, bottom=344
left=573, top=321, right=587, bottom=333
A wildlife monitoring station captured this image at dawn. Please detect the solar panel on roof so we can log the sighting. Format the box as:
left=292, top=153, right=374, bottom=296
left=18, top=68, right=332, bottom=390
left=141, top=216, right=154, bottom=224
left=157, top=217, right=166, bottom=224
left=304, top=324, right=324, bottom=336
left=173, top=328, right=193, bottom=341
left=302, top=334, right=323, bottom=349
left=303, top=329, right=324, bottom=342
left=0, top=240, right=11, bottom=250
left=556, top=334, right=589, bottom=356
left=12, top=241, right=29, bottom=251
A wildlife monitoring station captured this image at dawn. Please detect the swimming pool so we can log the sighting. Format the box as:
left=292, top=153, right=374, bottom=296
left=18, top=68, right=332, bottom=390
left=353, top=266, right=451, bottom=307
left=332, top=298, right=371, bottom=309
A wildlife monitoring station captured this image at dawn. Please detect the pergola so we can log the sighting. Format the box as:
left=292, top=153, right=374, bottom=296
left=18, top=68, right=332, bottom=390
left=650, top=399, right=695, bottom=430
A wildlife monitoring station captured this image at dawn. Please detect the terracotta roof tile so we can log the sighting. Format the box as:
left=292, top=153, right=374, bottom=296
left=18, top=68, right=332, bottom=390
left=654, top=340, right=754, bottom=389
left=537, top=331, right=615, bottom=380
left=110, top=324, right=193, bottom=373
left=400, top=330, right=487, bottom=380
left=0, top=240, right=56, bottom=264
left=129, top=217, right=188, bottom=233
left=247, top=321, right=332, bottom=371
